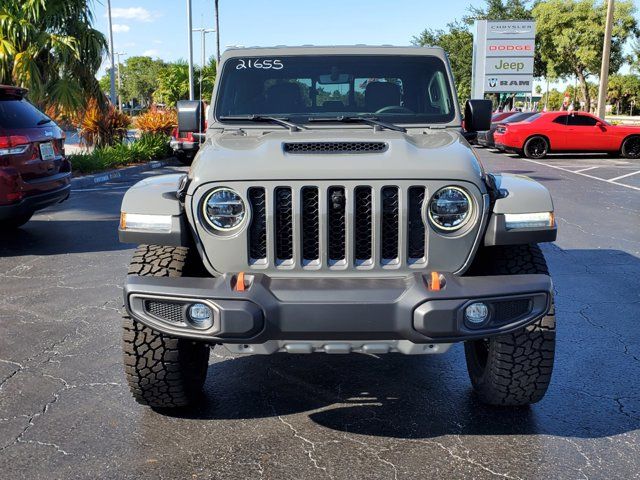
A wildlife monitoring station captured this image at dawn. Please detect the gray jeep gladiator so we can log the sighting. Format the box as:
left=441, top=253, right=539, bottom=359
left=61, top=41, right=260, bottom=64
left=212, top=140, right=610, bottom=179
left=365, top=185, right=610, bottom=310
left=118, top=46, right=557, bottom=409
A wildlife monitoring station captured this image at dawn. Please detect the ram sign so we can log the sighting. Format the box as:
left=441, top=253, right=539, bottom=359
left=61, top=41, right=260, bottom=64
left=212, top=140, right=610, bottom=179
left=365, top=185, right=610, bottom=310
left=471, top=20, right=536, bottom=97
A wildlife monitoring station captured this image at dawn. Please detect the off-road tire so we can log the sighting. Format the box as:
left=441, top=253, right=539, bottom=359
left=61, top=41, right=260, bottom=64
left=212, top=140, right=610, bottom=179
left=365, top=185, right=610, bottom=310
left=0, top=212, right=33, bottom=230
left=523, top=136, right=549, bottom=159
left=621, top=136, right=640, bottom=159
left=464, top=244, right=555, bottom=406
left=123, top=245, right=210, bottom=408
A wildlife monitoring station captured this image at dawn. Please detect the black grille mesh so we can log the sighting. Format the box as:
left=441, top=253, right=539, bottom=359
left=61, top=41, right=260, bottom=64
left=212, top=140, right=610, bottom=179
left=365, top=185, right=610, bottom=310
left=301, top=187, right=319, bottom=260
left=407, top=187, right=426, bottom=259
left=354, top=187, right=373, bottom=260
left=493, top=299, right=531, bottom=323
left=284, top=142, right=387, bottom=154
left=327, top=187, right=346, bottom=261
left=381, top=186, right=399, bottom=259
left=145, top=301, right=183, bottom=323
left=275, top=187, right=293, bottom=260
left=248, top=188, right=267, bottom=260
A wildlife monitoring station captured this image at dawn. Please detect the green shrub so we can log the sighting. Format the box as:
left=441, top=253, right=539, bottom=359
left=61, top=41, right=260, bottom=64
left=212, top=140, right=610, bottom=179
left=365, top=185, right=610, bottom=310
left=68, top=151, right=108, bottom=173
left=69, top=133, right=171, bottom=174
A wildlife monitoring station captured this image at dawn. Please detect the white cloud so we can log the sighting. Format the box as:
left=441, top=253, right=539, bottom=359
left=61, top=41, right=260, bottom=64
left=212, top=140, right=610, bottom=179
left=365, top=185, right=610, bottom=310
left=112, top=24, right=130, bottom=33
left=110, top=7, right=156, bottom=22
left=153, top=40, right=163, bottom=45
left=143, top=49, right=159, bottom=57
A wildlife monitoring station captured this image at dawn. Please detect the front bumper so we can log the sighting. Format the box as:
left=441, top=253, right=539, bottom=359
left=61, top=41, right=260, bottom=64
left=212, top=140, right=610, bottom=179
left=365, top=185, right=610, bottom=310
left=170, top=140, right=198, bottom=154
left=124, top=272, right=552, bottom=346
left=0, top=183, right=70, bottom=221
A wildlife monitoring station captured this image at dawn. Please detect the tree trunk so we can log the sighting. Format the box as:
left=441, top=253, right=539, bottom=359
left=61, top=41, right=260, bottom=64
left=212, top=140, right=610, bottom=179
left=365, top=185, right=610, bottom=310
left=575, top=69, right=590, bottom=112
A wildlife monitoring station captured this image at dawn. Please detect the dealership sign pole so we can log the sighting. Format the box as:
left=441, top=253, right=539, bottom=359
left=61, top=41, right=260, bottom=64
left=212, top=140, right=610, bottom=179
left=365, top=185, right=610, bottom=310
left=471, top=20, right=536, bottom=99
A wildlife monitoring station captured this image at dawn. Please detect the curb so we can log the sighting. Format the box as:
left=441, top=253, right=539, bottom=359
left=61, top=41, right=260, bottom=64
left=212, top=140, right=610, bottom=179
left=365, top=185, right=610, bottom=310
left=71, top=157, right=180, bottom=190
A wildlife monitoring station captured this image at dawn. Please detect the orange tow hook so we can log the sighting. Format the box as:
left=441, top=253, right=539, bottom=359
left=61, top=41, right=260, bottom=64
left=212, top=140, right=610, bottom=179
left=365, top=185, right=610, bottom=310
left=429, top=271, right=442, bottom=291
left=234, top=271, right=246, bottom=292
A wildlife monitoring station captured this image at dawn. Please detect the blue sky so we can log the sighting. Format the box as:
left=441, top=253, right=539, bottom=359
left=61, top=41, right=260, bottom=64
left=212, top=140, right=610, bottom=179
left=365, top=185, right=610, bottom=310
left=94, top=0, right=640, bottom=89
left=95, top=0, right=487, bottom=72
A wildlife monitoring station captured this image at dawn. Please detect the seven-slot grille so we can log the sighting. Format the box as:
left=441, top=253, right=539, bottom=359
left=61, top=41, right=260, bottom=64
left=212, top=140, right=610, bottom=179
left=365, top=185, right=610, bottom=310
left=247, top=185, right=428, bottom=269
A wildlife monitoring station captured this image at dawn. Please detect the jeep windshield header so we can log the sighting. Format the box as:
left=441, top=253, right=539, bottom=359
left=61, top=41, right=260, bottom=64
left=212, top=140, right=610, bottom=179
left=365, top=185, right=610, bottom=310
left=215, top=55, right=456, bottom=125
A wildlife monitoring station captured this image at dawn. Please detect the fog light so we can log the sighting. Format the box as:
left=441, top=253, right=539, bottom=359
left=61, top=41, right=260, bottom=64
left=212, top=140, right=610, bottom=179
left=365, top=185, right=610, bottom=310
left=465, top=302, right=489, bottom=325
left=188, top=303, right=213, bottom=329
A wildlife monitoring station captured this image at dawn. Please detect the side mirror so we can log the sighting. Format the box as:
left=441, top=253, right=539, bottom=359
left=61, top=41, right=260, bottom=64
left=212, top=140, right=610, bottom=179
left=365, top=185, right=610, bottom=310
left=177, top=100, right=205, bottom=136
left=464, top=99, right=493, bottom=133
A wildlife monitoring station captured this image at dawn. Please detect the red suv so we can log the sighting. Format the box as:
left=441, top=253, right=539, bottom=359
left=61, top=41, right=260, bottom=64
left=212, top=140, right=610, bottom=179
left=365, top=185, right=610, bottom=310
left=0, top=86, right=71, bottom=229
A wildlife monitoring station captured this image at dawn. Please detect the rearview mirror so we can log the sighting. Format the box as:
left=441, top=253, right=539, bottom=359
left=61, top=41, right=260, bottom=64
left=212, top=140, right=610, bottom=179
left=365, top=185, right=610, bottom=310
left=318, top=73, right=350, bottom=85
left=177, top=100, right=205, bottom=135
left=464, top=99, right=492, bottom=133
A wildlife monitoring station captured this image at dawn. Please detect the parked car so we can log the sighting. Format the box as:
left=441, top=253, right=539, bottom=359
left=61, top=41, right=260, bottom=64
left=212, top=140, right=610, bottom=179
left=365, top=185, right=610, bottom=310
left=469, top=111, right=516, bottom=145
left=118, top=45, right=557, bottom=410
left=494, top=111, right=640, bottom=159
left=0, top=86, right=71, bottom=229
left=491, top=111, right=519, bottom=122
left=477, top=111, right=538, bottom=148
left=170, top=127, right=200, bottom=165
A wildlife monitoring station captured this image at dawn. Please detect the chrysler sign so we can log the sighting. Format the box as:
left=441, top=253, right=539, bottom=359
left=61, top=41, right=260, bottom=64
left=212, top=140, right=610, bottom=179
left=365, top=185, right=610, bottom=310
left=472, top=20, right=536, bottom=96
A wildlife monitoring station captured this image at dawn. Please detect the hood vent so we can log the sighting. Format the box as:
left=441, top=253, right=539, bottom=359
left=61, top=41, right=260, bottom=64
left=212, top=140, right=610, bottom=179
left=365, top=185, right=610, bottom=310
left=283, top=142, right=388, bottom=154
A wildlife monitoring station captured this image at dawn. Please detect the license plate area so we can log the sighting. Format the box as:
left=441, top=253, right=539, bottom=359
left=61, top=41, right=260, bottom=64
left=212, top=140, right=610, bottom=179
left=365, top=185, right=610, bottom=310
left=39, top=142, right=55, bottom=161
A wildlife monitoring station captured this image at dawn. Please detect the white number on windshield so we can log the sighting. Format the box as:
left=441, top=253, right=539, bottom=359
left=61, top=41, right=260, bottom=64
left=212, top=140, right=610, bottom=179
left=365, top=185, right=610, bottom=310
left=236, top=59, right=283, bottom=70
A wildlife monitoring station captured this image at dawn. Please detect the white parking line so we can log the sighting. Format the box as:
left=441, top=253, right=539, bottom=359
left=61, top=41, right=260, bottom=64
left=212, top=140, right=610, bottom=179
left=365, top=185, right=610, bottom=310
left=608, top=170, right=640, bottom=182
left=573, top=166, right=601, bottom=173
left=518, top=157, right=640, bottom=192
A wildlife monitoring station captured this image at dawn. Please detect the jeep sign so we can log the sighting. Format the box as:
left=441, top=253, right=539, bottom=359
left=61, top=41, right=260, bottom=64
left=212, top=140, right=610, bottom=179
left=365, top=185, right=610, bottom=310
left=471, top=20, right=536, bottom=96
left=485, top=57, right=535, bottom=75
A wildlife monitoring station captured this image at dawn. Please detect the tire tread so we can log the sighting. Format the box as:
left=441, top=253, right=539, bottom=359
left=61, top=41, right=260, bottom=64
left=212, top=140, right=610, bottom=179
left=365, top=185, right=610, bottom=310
left=122, top=245, right=209, bottom=408
left=465, top=244, right=556, bottom=406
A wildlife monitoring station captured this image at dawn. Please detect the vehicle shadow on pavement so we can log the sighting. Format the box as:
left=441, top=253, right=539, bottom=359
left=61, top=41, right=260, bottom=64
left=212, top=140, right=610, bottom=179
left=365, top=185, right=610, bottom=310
left=0, top=219, right=130, bottom=256
left=160, top=247, right=640, bottom=441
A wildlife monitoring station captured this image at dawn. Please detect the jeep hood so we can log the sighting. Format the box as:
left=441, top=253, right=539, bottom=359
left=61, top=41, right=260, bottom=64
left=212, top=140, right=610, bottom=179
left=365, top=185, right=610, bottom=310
left=189, top=129, right=485, bottom=187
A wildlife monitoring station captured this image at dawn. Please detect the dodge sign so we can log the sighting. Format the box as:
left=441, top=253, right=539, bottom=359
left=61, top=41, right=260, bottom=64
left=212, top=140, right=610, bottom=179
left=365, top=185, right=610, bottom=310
left=471, top=20, right=536, bottom=96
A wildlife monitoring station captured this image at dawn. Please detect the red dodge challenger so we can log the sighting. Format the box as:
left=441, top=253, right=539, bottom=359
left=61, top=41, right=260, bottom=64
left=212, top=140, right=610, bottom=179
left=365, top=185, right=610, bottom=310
left=493, top=111, right=640, bottom=159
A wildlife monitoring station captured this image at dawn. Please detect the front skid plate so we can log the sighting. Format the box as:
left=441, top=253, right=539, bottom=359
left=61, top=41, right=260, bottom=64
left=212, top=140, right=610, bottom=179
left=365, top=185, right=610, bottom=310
left=223, top=340, right=453, bottom=355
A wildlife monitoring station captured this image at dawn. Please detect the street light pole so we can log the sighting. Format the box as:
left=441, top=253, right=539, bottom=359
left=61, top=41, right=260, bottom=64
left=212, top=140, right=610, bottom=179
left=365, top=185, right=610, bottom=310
left=192, top=28, right=215, bottom=103
left=597, top=0, right=615, bottom=119
left=106, top=0, right=117, bottom=105
left=115, top=52, right=126, bottom=111
left=215, top=0, right=221, bottom=63
left=187, top=0, right=195, bottom=100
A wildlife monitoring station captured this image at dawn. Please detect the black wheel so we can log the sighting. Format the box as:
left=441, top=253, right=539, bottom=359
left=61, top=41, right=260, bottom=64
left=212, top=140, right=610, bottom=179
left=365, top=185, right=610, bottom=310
left=621, top=136, right=640, bottom=159
left=464, top=244, right=556, bottom=406
left=0, top=212, right=33, bottom=230
left=123, top=245, right=210, bottom=408
left=523, top=136, right=549, bottom=159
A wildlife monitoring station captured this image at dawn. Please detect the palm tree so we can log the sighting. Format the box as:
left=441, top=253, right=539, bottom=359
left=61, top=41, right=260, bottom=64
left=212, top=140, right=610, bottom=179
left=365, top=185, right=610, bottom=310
left=153, top=61, right=191, bottom=107
left=153, top=57, right=217, bottom=107
left=0, top=0, right=107, bottom=113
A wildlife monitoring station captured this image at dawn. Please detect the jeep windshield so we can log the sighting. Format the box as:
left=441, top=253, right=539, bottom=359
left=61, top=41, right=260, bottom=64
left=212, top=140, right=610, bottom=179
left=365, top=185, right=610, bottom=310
left=215, top=55, right=456, bottom=125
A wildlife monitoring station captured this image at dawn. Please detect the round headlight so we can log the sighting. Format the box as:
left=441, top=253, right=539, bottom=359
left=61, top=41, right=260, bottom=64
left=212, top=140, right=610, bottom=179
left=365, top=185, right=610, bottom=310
left=202, top=188, right=246, bottom=231
left=427, top=186, right=473, bottom=231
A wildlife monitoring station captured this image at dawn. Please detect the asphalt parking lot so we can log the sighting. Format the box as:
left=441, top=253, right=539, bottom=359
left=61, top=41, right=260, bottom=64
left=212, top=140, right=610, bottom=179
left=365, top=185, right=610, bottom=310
left=1, top=149, right=639, bottom=479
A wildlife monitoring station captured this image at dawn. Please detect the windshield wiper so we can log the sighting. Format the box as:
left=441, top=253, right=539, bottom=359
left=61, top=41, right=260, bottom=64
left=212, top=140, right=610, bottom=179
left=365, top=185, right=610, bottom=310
left=218, top=115, right=303, bottom=132
left=37, top=118, right=52, bottom=125
left=308, top=115, right=407, bottom=133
